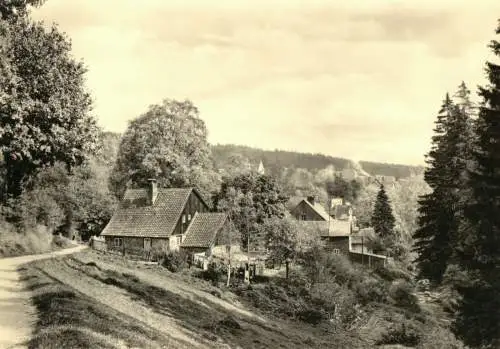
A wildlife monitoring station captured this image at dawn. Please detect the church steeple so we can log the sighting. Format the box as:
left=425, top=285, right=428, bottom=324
left=257, top=160, right=265, bottom=175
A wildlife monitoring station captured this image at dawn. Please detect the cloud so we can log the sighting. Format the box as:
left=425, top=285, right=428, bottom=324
left=31, top=0, right=500, bottom=165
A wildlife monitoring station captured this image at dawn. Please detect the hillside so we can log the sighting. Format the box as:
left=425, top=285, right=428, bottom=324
left=100, top=132, right=423, bottom=179
left=211, top=144, right=424, bottom=178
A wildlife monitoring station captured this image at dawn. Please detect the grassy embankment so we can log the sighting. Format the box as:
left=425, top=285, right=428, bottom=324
left=0, top=221, right=74, bottom=258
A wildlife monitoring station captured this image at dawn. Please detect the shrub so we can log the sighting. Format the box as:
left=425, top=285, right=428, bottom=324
left=388, top=279, right=420, bottom=312
left=354, top=276, right=388, bottom=304
left=196, top=262, right=227, bottom=285
left=377, top=319, right=423, bottom=347
left=161, top=250, right=188, bottom=272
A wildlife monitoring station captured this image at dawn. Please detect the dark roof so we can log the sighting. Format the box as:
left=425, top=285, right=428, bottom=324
left=101, top=187, right=205, bottom=238
left=181, top=212, right=227, bottom=248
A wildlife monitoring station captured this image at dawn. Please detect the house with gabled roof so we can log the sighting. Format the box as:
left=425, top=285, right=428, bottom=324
left=100, top=179, right=228, bottom=259
left=180, top=212, right=228, bottom=255
left=288, top=195, right=388, bottom=267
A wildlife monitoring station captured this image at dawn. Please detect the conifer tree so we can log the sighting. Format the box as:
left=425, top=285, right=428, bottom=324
left=371, top=183, right=395, bottom=252
left=413, top=95, right=457, bottom=283
left=453, top=20, right=500, bottom=348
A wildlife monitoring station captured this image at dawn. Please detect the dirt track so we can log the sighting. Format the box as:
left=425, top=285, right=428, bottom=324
left=0, top=245, right=87, bottom=349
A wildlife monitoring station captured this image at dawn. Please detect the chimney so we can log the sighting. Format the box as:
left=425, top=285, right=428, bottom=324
left=307, top=195, right=316, bottom=205
left=147, top=178, right=158, bottom=205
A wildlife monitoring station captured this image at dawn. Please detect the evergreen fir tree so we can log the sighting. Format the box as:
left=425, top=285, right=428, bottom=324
left=413, top=95, right=458, bottom=283
left=453, top=20, right=500, bottom=348
left=371, top=183, right=395, bottom=251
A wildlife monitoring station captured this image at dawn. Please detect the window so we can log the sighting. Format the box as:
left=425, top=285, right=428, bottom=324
left=188, top=214, right=192, bottom=221
left=182, top=214, right=186, bottom=223
left=333, top=248, right=340, bottom=255
left=176, top=235, right=182, bottom=245
left=144, top=238, right=151, bottom=249
left=301, top=214, right=307, bottom=221
left=113, top=238, right=122, bottom=247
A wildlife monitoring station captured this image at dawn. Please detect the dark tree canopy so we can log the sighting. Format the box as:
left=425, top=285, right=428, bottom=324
left=371, top=184, right=396, bottom=251
left=452, top=20, right=500, bottom=348
left=0, top=18, right=99, bottom=198
left=0, top=0, right=46, bottom=20
left=109, top=99, right=220, bottom=200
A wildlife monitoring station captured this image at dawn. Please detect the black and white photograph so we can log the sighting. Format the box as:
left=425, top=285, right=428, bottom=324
left=1, top=0, right=500, bottom=348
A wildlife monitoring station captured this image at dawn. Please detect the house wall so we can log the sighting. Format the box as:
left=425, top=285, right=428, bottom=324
left=105, top=236, right=169, bottom=259
left=172, top=190, right=210, bottom=235
left=322, top=236, right=350, bottom=254
left=291, top=201, right=325, bottom=221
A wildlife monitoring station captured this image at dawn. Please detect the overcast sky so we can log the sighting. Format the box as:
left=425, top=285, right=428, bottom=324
left=32, top=0, right=500, bottom=165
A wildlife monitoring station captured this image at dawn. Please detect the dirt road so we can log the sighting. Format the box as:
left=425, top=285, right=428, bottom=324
left=0, top=245, right=87, bottom=349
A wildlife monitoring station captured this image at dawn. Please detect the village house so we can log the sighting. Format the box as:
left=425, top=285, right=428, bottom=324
left=100, top=179, right=228, bottom=259
left=288, top=195, right=387, bottom=267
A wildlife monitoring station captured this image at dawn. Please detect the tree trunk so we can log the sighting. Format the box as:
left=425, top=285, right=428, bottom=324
left=286, top=261, right=290, bottom=279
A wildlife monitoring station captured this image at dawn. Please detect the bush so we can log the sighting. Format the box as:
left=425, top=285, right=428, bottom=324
left=161, top=250, right=188, bottom=273
left=354, top=276, right=387, bottom=304
left=377, top=319, right=423, bottom=347
left=196, top=262, right=227, bottom=285
left=389, top=279, right=420, bottom=312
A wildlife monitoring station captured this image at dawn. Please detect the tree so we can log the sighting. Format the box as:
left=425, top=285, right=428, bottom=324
left=213, top=173, right=289, bottom=250
left=0, top=0, right=46, bottom=20
left=263, top=216, right=298, bottom=265
left=325, top=175, right=360, bottom=203
left=0, top=18, right=99, bottom=199
left=453, top=20, right=500, bottom=348
left=109, top=99, right=220, bottom=200
left=413, top=94, right=470, bottom=284
left=371, top=183, right=396, bottom=252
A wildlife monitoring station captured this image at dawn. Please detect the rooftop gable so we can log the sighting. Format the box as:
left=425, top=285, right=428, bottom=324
left=181, top=212, right=228, bottom=248
left=101, top=187, right=208, bottom=238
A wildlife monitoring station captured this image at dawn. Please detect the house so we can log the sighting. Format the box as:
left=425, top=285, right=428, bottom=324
left=100, top=179, right=215, bottom=258
left=288, top=195, right=387, bottom=267
left=180, top=212, right=228, bottom=255
left=290, top=196, right=331, bottom=222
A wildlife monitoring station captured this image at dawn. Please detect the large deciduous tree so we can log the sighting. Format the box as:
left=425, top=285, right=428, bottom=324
left=0, top=0, right=46, bottom=20
left=109, top=99, right=220, bottom=200
left=453, top=20, right=500, bottom=348
left=213, top=173, right=289, bottom=250
left=0, top=18, right=99, bottom=199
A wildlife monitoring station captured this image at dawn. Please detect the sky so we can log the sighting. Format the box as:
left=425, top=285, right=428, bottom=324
left=32, top=0, right=500, bottom=165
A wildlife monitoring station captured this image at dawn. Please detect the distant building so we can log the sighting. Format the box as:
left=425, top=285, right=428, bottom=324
left=287, top=195, right=387, bottom=268
left=257, top=160, right=265, bottom=175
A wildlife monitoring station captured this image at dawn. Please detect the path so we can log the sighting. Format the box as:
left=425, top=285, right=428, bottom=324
left=0, top=244, right=87, bottom=349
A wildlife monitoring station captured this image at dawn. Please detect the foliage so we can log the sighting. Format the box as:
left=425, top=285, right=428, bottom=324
left=325, top=175, right=361, bottom=203
left=413, top=91, right=473, bottom=284
left=451, top=21, right=500, bottom=348
left=371, top=184, right=396, bottom=253
left=161, top=250, right=188, bottom=273
left=262, top=216, right=298, bottom=263
left=0, top=18, right=99, bottom=198
left=109, top=99, right=220, bottom=200
left=0, top=0, right=46, bottom=20
left=213, top=172, right=289, bottom=250
left=10, top=162, right=115, bottom=239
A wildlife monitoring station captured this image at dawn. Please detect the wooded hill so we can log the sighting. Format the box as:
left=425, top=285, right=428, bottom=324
left=101, top=132, right=422, bottom=179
